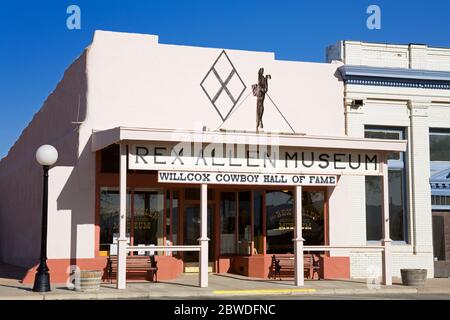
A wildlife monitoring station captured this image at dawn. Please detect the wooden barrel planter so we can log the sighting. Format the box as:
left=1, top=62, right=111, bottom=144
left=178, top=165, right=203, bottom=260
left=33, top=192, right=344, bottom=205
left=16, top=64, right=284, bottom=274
left=76, top=270, right=103, bottom=292
left=400, top=269, right=427, bottom=286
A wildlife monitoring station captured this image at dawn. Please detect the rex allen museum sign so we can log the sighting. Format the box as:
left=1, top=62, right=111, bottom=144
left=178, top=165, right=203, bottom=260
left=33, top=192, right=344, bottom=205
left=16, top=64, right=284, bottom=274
left=128, top=142, right=381, bottom=186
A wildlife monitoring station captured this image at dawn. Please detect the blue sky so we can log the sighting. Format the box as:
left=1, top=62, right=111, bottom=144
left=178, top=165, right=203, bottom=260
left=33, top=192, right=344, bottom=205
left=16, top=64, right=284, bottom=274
left=1, top=0, right=450, bottom=158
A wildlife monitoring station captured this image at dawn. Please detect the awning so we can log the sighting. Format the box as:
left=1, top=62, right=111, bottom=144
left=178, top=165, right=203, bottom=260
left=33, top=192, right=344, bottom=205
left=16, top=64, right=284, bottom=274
left=91, top=126, right=407, bottom=153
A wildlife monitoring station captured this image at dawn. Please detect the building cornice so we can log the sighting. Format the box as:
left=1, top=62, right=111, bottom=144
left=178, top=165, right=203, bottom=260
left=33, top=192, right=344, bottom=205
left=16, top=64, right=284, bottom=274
left=339, top=65, right=450, bottom=90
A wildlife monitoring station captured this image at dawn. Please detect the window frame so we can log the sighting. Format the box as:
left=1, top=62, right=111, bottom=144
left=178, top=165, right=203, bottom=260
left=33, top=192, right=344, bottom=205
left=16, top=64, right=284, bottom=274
left=429, top=128, right=450, bottom=211
left=364, top=126, right=409, bottom=244
left=429, top=129, right=450, bottom=162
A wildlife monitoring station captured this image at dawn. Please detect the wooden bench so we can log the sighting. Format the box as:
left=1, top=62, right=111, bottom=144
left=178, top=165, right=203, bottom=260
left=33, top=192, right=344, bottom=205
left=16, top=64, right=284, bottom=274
left=107, top=255, right=158, bottom=283
left=270, top=254, right=320, bottom=280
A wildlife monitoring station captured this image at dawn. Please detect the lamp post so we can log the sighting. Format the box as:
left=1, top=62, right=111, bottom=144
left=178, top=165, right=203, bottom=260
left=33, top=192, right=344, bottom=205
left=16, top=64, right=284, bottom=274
left=33, top=144, right=58, bottom=292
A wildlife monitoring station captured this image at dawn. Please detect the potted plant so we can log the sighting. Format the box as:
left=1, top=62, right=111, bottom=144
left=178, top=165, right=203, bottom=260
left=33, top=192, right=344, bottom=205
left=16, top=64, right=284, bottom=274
left=400, top=269, right=427, bottom=286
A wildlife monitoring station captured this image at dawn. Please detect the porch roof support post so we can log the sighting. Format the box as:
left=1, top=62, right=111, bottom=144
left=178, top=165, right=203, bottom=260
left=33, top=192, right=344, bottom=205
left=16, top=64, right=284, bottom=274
left=381, top=155, right=392, bottom=286
left=294, top=185, right=304, bottom=286
left=199, top=183, right=209, bottom=288
left=117, top=143, right=128, bottom=289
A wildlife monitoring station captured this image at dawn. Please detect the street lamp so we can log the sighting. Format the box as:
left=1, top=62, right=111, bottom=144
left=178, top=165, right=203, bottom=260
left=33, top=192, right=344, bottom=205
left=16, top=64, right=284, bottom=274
left=33, top=144, right=58, bottom=292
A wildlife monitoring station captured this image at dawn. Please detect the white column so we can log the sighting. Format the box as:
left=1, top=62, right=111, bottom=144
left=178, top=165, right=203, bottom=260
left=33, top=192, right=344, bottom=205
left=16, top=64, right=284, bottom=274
left=198, top=184, right=209, bottom=287
left=381, top=157, right=392, bottom=286
left=344, top=98, right=368, bottom=248
left=294, top=186, right=304, bottom=286
left=117, top=143, right=128, bottom=289
left=408, top=100, right=432, bottom=255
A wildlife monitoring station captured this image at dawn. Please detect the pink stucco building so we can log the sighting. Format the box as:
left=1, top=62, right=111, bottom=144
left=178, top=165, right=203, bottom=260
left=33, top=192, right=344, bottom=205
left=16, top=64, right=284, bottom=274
left=3, top=30, right=432, bottom=288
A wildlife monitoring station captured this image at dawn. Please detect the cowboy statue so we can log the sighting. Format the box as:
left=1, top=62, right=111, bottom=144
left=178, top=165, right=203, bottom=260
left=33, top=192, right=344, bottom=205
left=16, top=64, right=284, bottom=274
left=252, top=68, right=271, bottom=132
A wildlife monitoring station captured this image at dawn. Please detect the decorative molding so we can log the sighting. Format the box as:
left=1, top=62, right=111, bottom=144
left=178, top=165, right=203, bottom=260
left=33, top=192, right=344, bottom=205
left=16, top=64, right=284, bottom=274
left=431, top=183, right=450, bottom=190
left=408, top=100, right=432, bottom=108
left=408, top=100, right=431, bottom=117
left=340, top=65, right=450, bottom=90
left=346, top=79, right=450, bottom=89
left=430, top=167, right=450, bottom=197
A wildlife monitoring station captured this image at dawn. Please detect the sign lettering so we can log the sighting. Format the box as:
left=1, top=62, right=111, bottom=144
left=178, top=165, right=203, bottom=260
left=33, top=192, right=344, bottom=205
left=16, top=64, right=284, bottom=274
left=158, top=171, right=337, bottom=186
left=129, top=142, right=380, bottom=175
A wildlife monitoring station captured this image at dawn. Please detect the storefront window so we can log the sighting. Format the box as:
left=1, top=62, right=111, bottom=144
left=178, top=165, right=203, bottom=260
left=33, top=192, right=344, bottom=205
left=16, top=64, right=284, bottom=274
left=99, top=188, right=130, bottom=251
left=429, top=129, right=450, bottom=210
left=253, top=191, right=264, bottom=254
left=166, top=191, right=171, bottom=244
left=365, top=127, right=408, bottom=242
left=365, top=176, right=383, bottom=241
left=166, top=190, right=180, bottom=256
left=389, top=170, right=406, bottom=240
left=302, top=191, right=325, bottom=245
left=220, top=192, right=236, bottom=254
left=133, top=189, right=165, bottom=252
left=266, top=190, right=294, bottom=254
left=363, top=129, right=402, bottom=160
left=430, top=130, right=450, bottom=161
left=171, top=191, right=179, bottom=246
left=238, top=192, right=251, bottom=255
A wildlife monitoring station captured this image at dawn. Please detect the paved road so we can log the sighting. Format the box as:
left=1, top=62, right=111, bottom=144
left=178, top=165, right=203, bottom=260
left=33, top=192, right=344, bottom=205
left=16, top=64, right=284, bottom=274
left=230, top=294, right=450, bottom=300
left=145, top=293, right=450, bottom=300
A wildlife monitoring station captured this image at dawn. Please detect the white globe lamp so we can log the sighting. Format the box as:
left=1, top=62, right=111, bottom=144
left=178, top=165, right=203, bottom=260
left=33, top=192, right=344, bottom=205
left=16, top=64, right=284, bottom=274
left=36, top=145, right=58, bottom=166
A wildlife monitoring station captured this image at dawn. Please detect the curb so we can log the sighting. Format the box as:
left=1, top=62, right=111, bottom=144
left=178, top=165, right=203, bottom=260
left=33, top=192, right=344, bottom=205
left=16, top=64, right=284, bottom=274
left=2, top=287, right=449, bottom=300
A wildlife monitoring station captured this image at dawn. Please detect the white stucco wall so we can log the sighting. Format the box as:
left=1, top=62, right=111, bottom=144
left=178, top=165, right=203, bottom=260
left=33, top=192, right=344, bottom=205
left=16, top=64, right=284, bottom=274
left=78, top=30, right=346, bottom=261
left=84, top=30, right=345, bottom=136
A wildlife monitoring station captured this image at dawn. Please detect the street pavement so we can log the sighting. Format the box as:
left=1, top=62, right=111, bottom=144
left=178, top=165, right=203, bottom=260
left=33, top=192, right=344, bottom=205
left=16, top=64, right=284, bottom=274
left=199, top=293, right=450, bottom=300
left=1, top=263, right=449, bottom=300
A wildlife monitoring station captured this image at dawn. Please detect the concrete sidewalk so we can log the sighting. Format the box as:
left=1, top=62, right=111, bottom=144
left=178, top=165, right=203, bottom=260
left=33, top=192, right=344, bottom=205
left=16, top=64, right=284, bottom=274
left=1, top=272, right=450, bottom=300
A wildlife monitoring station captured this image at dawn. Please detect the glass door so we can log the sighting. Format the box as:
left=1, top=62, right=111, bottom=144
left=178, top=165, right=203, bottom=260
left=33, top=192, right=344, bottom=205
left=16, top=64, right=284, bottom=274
left=183, top=204, right=215, bottom=263
left=238, top=191, right=251, bottom=255
left=302, top=190, right=325, bottom=245
left=219, top=191, right=252, bottom=256
left=133, top=189, right=165, bottom=248
left=220, top=192, right=237, bottom=255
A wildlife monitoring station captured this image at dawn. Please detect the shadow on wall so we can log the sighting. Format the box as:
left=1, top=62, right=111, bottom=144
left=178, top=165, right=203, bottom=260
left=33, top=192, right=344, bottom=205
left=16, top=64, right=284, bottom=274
left=21, top=88, right=95, bottom=284
left=334, top=68, right=344, bottom=83
left=57, top=137, right=96, bottom=268
left=0, top=51, right=88, bottom=269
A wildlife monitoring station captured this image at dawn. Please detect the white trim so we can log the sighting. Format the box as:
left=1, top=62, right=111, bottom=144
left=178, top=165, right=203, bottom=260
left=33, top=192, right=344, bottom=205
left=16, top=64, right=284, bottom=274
left=117, top=143, right=128, bottom=290
left=304, top=245, right=384, bottom=252
left=91, top=127, right=407, bottom=153
left=127, top=245, right=201, bottom=252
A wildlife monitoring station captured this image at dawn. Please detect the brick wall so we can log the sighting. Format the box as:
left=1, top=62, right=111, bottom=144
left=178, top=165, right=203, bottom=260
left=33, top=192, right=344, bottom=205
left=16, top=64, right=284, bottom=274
left=343, top=98, right=435, bottom=278
left=327, top=41, right=450, bottom=72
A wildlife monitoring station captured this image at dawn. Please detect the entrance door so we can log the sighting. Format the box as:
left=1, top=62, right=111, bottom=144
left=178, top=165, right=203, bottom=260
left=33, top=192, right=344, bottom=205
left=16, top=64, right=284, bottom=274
left=183, top=203, right=215, bottom=263
left=433, top=212, right=450, bottom=278
left=219, top=191, right=252, bottom=256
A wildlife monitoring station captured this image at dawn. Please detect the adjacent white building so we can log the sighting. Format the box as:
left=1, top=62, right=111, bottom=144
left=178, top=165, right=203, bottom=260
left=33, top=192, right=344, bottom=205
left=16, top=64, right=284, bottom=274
left=327, top=41, right=450, bottom=278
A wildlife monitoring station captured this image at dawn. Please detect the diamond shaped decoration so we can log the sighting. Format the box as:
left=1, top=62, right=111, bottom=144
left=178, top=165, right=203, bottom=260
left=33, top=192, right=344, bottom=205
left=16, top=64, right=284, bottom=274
left=200, top=50, right=247, bottom=121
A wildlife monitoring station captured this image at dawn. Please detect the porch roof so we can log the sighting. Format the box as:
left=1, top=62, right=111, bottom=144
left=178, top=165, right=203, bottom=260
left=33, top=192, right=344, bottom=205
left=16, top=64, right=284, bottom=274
left=91, top=126, right=407, bottom=153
